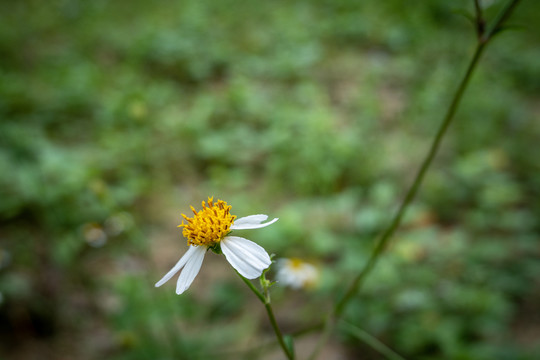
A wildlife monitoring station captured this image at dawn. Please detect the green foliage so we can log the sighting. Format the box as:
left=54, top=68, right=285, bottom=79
left=1, top=0, right=539, bottom=359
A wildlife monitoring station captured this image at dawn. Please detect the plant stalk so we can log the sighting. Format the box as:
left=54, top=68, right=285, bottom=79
left=333, top=40, right=487, bottom=318
left=307, top=1, right=522, bottom=358
left=238, top=273, right=294, bottom=360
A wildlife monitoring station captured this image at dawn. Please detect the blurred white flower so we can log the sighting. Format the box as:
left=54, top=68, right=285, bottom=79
left=276, top=258, right=319, bottom=290
left=155, top=197, right=278, bottom=295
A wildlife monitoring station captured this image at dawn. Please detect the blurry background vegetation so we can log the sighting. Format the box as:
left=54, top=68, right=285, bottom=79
left=1, top=0, right=539, bottom=359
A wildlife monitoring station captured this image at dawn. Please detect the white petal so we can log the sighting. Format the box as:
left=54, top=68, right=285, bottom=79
left=232, top=214, right=268, bottom=226
left=221, top=236, right=271, bottom=279
left=155, top=246, right=199, bottom=287
left=230, top=215, right=279, bottom=230
left=176, top=245, right=206, bottom=294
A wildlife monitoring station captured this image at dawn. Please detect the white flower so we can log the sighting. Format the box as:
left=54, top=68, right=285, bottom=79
left=276, top=258, right=319, bottom=290
left=155, top=198, right=278, bottom=294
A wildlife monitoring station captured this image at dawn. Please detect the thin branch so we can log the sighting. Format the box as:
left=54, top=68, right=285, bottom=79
left=484, top=0, right=521, bottom=41
left=334, top=38, right=487, bottom=319
left=307, top=0, right=523, bottom=358
left=473, top=0, right=485, bottom=38
left=237, top=272, right=294, bottom=360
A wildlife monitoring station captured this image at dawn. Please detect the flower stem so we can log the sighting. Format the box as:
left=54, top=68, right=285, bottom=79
left=263, top=302, right=293, bottom=359
left=333, top=23, right=487, bottom=323
left=238, top=271, right=266, bottom=303
left=308, top=0, right=522, bottom=358
left=333, top=0, right=521, bottom=321
left=237, top=272, right=295, bottom=360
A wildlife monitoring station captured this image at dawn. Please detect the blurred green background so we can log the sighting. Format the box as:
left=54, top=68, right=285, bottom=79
left=1, top=0, right=539, bottom=359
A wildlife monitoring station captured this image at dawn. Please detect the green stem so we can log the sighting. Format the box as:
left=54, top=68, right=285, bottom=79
left=484, top=0, right=521, bottom=42
left=264, top=302, right=292, bottom=359
left=238, top=271, right=266, bottom=303
left=473, top=0, right=485, bottom=37
left=333, top=40, right=487, bottom=318
left=308, top=1, right=522, bottom=358
left=237, top=273, right=294, bottom=360
left=333, top=0, right=521, bottom=319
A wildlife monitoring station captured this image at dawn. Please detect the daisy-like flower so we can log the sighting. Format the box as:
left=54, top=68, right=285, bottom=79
left=155, top=197, right=278, bottom=294
left=276, top=258, right=319, bottom=290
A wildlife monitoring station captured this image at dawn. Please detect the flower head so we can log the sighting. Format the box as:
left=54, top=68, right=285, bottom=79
left=156, top=197, right=278, bottom=294
left=180, top=198, right=236, bottom=246
left=276, top=258, right=319, bottom=290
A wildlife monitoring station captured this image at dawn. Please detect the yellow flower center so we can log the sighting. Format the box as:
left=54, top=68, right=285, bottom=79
left=179, top=197, right=236, bottom=247
left=288, top=258, right=304, bottom=269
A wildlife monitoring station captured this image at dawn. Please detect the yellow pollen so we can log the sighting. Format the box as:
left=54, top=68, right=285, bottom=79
left=289, top=258, right=304, bottom=269
left=178, top=197, right=236, bottom=246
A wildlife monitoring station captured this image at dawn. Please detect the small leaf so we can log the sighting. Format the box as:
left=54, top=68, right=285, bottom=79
left=283, top=335, right=295, bottom=358
left=209, top=243, right=222, bottom=254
